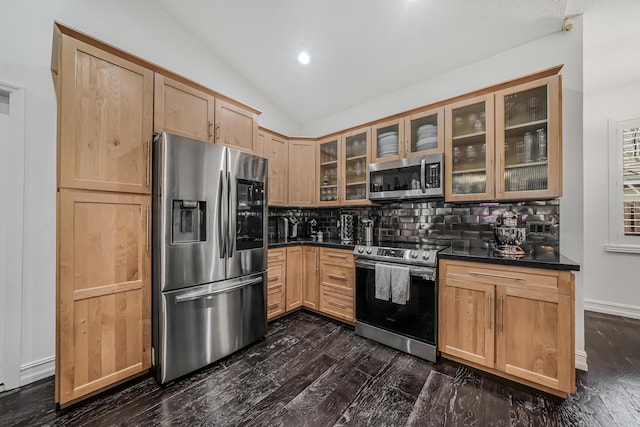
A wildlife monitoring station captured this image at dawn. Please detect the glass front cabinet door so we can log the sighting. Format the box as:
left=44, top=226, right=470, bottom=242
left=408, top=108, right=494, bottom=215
left=445, top=95, right=495, bottom=202
left=317, top=137, right=340, bottom=206
left=371, top=119, right=403, bottom=163
left=342, top=128, right=370, bottom=205
left=404, top=107, right=444, bottom=158
left=494, top=76, right=561, bottom=200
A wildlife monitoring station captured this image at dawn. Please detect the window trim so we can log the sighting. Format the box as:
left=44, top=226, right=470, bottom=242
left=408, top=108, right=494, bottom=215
left=606, top=117, right=640, bottom=254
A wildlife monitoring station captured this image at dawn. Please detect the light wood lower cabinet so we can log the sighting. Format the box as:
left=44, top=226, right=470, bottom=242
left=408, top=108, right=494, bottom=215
left=267, top=246, right=350, bottom=322
left=319, top=248, right=355, bottom=323
left=302, top=247, right=319, bottom=310
left=439, top=259, right=575, bottom=397
left=267, top=248, right=287, bottom=320
left=57, top=189, right=151, bottom=405
left=286, top=247, right=303, bottom=311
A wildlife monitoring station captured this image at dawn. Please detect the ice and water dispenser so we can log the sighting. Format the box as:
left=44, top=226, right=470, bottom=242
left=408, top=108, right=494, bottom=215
left=172, top=200, right=206, bottom=243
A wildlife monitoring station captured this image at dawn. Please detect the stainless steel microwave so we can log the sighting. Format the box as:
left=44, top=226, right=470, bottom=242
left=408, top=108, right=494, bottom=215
left=369, top=153, right=444, bottom=201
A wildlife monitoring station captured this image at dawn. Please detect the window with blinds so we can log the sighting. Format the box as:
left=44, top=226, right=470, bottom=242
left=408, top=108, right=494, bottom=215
left=607, top=118, right=640, bottom=253
left=623, top=127, right=640, bottom=236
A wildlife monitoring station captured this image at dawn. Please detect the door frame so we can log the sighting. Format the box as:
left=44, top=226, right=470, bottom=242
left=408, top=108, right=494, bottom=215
left=0, top=82, right=25, bottom=391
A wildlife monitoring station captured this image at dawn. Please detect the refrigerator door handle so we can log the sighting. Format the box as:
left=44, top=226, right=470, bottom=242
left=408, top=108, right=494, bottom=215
left=218, top=169, right=226, bottom=258
left=227, top=170, right=235, bottom=256
left=174, top=276, right=263, bottom=303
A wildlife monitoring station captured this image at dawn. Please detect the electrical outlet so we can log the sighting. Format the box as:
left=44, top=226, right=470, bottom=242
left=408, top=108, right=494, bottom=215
left=527, top=221, right=552, bottom=234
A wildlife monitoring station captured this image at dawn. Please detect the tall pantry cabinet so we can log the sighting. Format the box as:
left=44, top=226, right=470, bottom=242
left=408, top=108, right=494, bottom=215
left=53, top=27, right=153, bottom=406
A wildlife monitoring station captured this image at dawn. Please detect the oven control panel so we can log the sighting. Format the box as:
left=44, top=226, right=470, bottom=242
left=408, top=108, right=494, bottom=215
left=354, top=245, right=440, bottom=267
left=377, top=248, right=404, bottom=258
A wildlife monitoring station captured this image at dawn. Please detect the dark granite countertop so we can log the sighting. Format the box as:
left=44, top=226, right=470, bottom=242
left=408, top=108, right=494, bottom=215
left=268, top=238, right=356, bottom=250
left=439, top=246, right=580, bottom=271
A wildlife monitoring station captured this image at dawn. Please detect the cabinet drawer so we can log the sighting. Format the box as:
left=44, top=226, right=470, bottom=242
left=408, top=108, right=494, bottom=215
left=319, top=248, right=354, bottom=264
left=320, top=263, right=354, bottom=290
left=267, top=261, right=285, bottom=289
left=320, top=283, right=354, bottom=322
left=268, top=248, right=287, bottom=262
left=444, top=261, right=561, bottom=293
left=267, top=286, right=285, bottom=320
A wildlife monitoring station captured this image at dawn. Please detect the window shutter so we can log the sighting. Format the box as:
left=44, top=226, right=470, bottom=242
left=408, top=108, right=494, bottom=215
left=623, top=128, right=640, bottom=236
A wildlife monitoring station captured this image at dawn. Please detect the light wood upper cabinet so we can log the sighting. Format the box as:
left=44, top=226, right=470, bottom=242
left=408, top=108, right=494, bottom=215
left=57, top=189, right=151, bottom=405
left=494, top=76, right=562, bottom=200
left=317, top=136, right=341, bottom=207
left=57, top=35, right=153, bottom=194
left=317, top=128, right=370, bottom=207
left=153, top=74, right=215, bottom=143
left=288, top=140, right=316, bottom=207
left=266, top=133, right=288, bottom=206
left=255, top=129, right=266, bottom=158
left=445, top=94, right=495, bottom=202
left=215, top=98, right=259, bottom=154
left=302, top=246, right=319, bottom=310
left=445, top=75, right=561, bottom=202
left=438, top=259, right=575, bottom=396
left=371, top=108, right=444, bottom=163
left=286, top=246, right=303, bottom=311
left=371, top=118, right=404, bottom=163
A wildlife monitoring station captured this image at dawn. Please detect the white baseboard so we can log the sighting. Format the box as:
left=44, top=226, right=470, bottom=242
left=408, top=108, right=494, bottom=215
left=575, top=350, right=588, bottom=372
left=584, top=299, right=640, bottom=320
left=20, top=356, right=55, bottom=386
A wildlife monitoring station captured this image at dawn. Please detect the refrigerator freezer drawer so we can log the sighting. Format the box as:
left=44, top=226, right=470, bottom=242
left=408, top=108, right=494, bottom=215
left=155, top=272, right=267, bottom=384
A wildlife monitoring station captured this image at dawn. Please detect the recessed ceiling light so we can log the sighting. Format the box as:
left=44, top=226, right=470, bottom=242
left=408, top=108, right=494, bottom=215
left=298, top=50, right=311, bottom=65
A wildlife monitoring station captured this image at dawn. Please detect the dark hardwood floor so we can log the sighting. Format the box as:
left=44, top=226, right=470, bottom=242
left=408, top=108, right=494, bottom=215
left=1, top=310, right=639, bottom=426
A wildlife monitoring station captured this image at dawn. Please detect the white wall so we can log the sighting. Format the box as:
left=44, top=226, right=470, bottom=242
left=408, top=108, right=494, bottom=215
left=583, top=0, right=640, bottom=319
left=0, top=0, right=299, bottom=387
left=302, top=19, right=587, bottom=368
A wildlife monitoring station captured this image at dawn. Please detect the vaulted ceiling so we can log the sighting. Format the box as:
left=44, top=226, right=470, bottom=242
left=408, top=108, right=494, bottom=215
left=154, top=0, right=585, bottom=127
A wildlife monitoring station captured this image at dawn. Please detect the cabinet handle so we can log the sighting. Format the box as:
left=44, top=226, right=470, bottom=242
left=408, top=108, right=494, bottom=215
left=216, top=121, right=221, bottom=141
left=268, top=275, right=280, bottom=282
left=328, top=300, right=346, bottom=308
left=487, top=294, right=492, bottom=329
left=327, top=253, right=347, bottom=259
left=146, top=204, right=150, bottom=252
left=499, top=295, right=504, bottom=332
left=208, top=121, right=213, bottom=140
left=497, top=152, right=502, bottom=194
left=267, top=302, right=280, bottom=308
left=406, top=137, right=409, bottom=155
left=146, top=139, right=151, bottom=187
left=268, top=284, right=282, bottom=290
left=268, top=253, right=282, bottom=258
left=328, top=273, right=347, bottom=281
left=467, top=271, right=524, bottom=281
left=315, top=253, right=318, bottom=272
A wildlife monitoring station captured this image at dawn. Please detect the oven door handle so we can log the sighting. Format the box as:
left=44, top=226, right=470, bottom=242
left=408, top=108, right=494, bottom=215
left=355, top=259, right=436, bottom=280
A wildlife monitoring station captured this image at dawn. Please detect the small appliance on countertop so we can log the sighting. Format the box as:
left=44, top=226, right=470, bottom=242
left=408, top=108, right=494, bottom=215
left=493, top=210, right=527, bottom=258
left=339, top=213, right=355, bottom=244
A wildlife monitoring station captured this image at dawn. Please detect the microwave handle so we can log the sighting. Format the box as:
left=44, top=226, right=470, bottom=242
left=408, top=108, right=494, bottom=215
left=420, top=158, right=426, bottom=193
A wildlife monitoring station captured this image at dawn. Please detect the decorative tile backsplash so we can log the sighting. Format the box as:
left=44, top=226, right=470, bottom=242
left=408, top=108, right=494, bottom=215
left=269, top=199, right=559, bottom=249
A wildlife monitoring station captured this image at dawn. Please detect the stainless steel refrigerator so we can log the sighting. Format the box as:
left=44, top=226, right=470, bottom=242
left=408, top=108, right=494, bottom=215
left=152, top=132, right=268, bottom=384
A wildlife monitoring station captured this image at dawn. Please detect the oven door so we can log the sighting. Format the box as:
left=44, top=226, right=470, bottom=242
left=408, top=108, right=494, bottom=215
left=355, top=259, right=437, bottom=345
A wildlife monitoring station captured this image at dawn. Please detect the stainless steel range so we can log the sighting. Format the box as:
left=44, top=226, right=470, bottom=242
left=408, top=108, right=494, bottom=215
left=353, top=242, right=448, bottom=362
